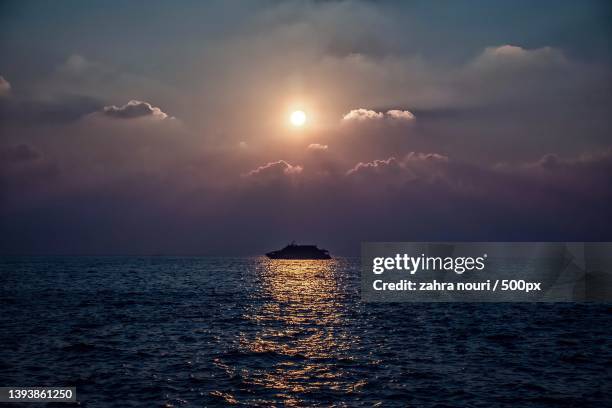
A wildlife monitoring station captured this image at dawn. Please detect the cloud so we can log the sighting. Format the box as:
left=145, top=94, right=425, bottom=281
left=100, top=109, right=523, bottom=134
left=496, top=150, right=612, bottom=197
left=57, top=54, right=96, bottom=75
left=0, top=95, right=103, bottom=125
left=346, top=157, right=399, bottom=176
left=473, top=45, right=567, bottom=69
left=0, top=76, right=11, bottom=96
left=307, top=143, right=328, bottom=151
left=44, top=55, right=180, bottom=111
left=499, top=149, right=612, bottom=172
left=2, top=2, right=612, bottom=255
left=3, top=142, right=612, bottom=255
left=244, top=160, right=303, bottom=179
left=342, top=108, right=383, bottom=121
left=0, top=144, right=41, bottom=164
left=455, top=44, right=578, bottom=108
left=342, top=108, right=416, bottom=122
left=386, top=109, right=415, bottom=120
left=347, top=152, right=448, bottom=177
left=102, top=100, right=169, bottom=120
left=342, top=149, right=612, bottom=211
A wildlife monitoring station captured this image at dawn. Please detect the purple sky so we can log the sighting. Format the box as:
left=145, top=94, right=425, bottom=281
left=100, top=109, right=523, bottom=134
left=1, top=1, right=611, bottom=255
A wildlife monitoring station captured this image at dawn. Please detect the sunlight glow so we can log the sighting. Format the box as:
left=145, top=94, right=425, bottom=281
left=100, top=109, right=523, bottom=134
left=290, top=110, right=306, bottom=127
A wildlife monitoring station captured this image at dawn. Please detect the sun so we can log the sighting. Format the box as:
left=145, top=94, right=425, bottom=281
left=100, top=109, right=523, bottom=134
left=290, top=110, right=306, bottom=127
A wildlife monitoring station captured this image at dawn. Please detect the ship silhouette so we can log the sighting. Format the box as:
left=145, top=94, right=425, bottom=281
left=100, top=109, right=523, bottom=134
left=266, top=241, right=332, bottom=259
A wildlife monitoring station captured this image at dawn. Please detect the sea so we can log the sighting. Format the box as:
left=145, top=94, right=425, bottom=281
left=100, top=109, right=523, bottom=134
left=1, top=256, right=610, bottom=407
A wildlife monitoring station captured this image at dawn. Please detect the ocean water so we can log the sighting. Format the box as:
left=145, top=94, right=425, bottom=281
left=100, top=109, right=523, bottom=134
left=0, top=256, right=610, bottom=407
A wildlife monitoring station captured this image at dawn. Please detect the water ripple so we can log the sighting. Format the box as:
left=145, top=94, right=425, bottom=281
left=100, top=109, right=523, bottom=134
left=0, top=256, right=610, bottom=407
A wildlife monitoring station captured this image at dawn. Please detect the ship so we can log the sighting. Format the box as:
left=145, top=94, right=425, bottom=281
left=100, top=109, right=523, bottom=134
left=266, top=241, right=332, bottom=259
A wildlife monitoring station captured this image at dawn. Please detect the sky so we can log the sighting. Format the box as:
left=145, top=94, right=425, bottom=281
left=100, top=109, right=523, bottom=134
left=1, top=0, right=611, bottom=255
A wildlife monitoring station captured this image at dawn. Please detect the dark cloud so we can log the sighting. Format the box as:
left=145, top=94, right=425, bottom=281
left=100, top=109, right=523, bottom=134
left=0, top=76, right=10, bottom=95
left=527, top=150, right=612, bottom=170
left=0, top=95, right=102, bottom=125
left=2, top=146, right=611, bottom=255
left=0, top=144, right=41, bottom=163
left=240, top=150, right=611, bottom=214
left=102, top=100, right=169, bottom=120
left=347, top=153, right=446, bottom=177
left=0, top=143, right=60, bottom=207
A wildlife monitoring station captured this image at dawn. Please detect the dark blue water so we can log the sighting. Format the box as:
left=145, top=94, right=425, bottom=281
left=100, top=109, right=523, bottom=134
left=1, top=257, right=610, bottom=407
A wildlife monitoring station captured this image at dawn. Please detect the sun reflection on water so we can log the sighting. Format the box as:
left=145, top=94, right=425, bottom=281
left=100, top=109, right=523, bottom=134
left=226, top=257, right=364, bottom=405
